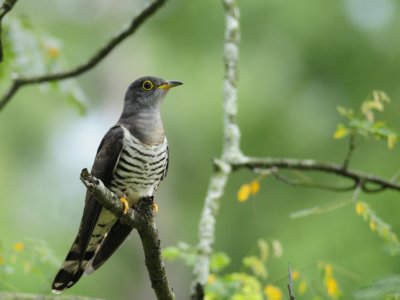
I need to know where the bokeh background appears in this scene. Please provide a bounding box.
[1,0,400,299]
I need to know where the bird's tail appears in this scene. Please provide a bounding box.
[52,237,102,294]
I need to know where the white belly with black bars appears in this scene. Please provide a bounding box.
[110,125,168,204]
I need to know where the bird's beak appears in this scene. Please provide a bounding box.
[158,80,183,90]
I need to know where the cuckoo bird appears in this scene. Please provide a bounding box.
[52,76,182,293]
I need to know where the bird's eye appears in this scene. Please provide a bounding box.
[142,80,154,91]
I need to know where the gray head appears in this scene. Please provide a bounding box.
[120,76,183,118]
[118,76,182,144]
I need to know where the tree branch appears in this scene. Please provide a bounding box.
[80,169,175,300]
[0,0,167,111]
[0,0,18,63]
[191,160,231,299]
[234,157,400,192]
[191,0,240,298]
[136,217,176,300]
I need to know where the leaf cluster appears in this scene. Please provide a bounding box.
[1,16,87,114]
[334,91,398,149]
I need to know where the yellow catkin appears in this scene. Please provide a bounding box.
[237,184,251,202]
[14,242,24,252]
[292,270,300,281]
[264,284,283,300]
[298,280,308,295]
[333,126,347,139]
[325,277,339,297]
[355,201,364,215]
[250,180,260,196]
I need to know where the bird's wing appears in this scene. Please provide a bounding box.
[161,145,169,180]
[87,220,134,272]
[52,125,124,292]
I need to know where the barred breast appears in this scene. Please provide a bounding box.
[109,125,168,206]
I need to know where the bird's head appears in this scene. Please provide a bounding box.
[123,76,183,111]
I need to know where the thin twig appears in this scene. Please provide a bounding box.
[287,264,295,300]
[271,171,356,192]
[390,169,400,183]
[0,0,18,63]
[0,0,166,110]
[352,181,363,203]
[235,157,400,192]
[342,133,356,170]
[80,169,175,300]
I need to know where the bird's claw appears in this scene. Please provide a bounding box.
[151,203,159,216]
[119,197,129,215]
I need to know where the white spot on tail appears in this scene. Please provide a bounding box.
[52,288,63,295]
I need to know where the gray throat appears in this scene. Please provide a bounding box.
[118,109,165,145]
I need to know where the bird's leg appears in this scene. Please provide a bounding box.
[119,193,129,215]
[137,196,157,217]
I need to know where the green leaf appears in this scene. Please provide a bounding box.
[162,246,180,261]
[257,239,269,262]
[161,242,197,267]
[243,256,267,279]
[206,273,263,300]
[333,124,349,139]
[210,252,230,273]
[337,106,354,119]
[271,239,283,258]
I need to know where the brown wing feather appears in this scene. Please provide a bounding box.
[52,125,124,292]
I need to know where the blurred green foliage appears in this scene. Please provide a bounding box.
[0,238,59,291]
[0,0,400,299]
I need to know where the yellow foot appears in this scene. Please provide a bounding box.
[151,203,159,215]
[120,197,129,215]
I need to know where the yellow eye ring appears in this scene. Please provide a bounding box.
[142,80,154,91]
